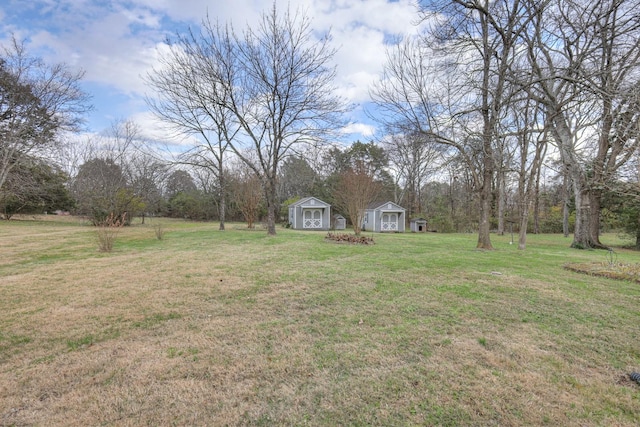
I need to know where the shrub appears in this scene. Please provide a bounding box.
[96,212,126,252]
[153,223,165,240]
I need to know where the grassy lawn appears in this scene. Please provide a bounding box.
[1,216,639,426]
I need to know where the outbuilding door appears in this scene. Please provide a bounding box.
[303,209,322,228]
[381,213,398,231]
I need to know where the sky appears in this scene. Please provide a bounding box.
[0,0,423,146]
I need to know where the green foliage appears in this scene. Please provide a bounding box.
[535,205,574,234]
[167,192,199,219]
[280,196,300,224]
[279,156,317,200]
[86,189,144,226]
[601,180,640,247]
[72,158,125,224]
[0,155,75,219]
[428,214,455,233]
[166,191,217,220]
[165,170,197,199]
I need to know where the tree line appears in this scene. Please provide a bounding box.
[371,0,640,249]
[1,1,639,250]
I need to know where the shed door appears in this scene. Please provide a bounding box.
[381,213,398,231]
[304,209,322,228]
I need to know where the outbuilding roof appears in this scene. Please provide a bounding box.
[366,201,405,211]
[289,196,330,208]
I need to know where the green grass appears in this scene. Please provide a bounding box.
[1,217,639,425]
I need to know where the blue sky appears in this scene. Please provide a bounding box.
[1,0,421,145]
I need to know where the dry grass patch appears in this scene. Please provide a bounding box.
[565,261,640,283]
[1,219,640,425]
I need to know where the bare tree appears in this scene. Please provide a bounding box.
[372,0,530,249]
[70,120,166,225]
[508,95,548,249]
[522,0,640,248]
[127,150,167,223]
[334,162,382,236]
[384,133,442,218]
[0,36,90,196]
[146,30,237,231]
[147,3,345,235]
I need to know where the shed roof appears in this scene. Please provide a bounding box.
[366,201,405,211]
[289,196,330,208]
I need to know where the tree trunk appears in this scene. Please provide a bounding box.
[532,163,541,234]
[477,163,493,249]
[218,170,226,231]
[497,168,505,236]
[218,195,226,231]
[636,216,640,250]
[264,179,277,236]
[353,220,361,236]
[549,107,595,249]
[266,202,276,235]
[518,201,529,250]
[571,184,592,249]
[588,190,607,248]
[562,171,570,238]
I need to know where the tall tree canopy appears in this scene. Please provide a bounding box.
[0,37,90,198]
[373,0,640,249]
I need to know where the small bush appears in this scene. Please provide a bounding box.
[154,223,165,240]
[97,212,126,252]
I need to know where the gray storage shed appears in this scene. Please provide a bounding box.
[362,201,406,233]
[288,197,331,230]
[333,214,346,230]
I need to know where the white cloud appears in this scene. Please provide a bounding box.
[1,0,421,141]
[341,122,376,138]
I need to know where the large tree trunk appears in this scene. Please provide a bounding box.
[477,163,493,249]
[218,194,226,231]
[264,179,277,236]
[571,184,592,249]
[266,203,276,235]
[588,190,607,248]
[518,201,530,250]
[476,7,495,251]
[550,108,596,249]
